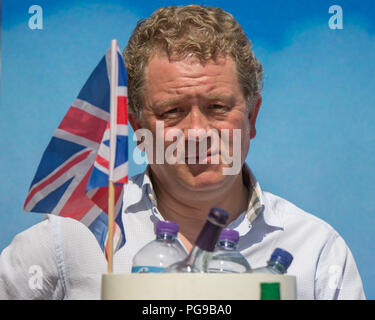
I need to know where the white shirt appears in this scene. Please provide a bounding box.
[0,166,366,300]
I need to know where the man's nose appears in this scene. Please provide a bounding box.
[183,106,210,134]
[182,106,213,157]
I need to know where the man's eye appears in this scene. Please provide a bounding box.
[209,104,229,112]
[212,104,224,109]
[160,107,183,118]
[165,108,179,114]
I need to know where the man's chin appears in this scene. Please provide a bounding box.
[186,163,215,177]
[178,164,232,191]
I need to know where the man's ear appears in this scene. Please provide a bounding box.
[128,113,142,132]
[249,95,262,140]
[128,113,144,148]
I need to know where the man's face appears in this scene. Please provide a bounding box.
[129,53,260,193]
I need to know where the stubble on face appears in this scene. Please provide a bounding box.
[137,53,251,196]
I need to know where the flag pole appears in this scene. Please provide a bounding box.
[107,181,115,273]
[107,39,118,274]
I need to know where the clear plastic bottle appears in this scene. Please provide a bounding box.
[252,248,293,274]
[131,221,187,273]
[163,207,229,273]
[207,228,252,273]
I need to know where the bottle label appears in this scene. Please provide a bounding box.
[131,266,165,273]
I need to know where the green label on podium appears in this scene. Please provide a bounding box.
[260,282,281,300]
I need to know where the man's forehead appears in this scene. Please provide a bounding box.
[146,51,234,71]
[139,53,244,115]
[145,54,237,87]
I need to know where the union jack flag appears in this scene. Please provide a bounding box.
[24,41,128,257]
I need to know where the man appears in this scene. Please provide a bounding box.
[0,5,365,299]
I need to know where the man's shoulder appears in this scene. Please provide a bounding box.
[262,191,338,237]
[43,214,105,246]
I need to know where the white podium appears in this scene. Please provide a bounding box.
[101,273,296,300]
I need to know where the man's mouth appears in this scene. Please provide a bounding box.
[184,150,220,164]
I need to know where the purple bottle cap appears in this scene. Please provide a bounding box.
[156,221,179,236]
[208,207,229,227]
[219,228,239,243]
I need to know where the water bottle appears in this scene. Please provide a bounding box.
[163,207,229,273]
[207,228,252,273]
[131,221,187,273]
[252,248,293,274]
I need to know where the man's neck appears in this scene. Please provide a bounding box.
[150,169,250,252]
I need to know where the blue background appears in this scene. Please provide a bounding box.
[1,0,374,299]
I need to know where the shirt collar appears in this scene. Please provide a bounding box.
[242,164,264,224]
[138,164,283,233]
[227,164,283,236]
[142,166,157,205]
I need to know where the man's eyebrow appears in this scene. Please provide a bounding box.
[153,97,185,110]
[153,94,235,110]
[206,93,235,104]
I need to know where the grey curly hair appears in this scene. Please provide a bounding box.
[123,4,263,117]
